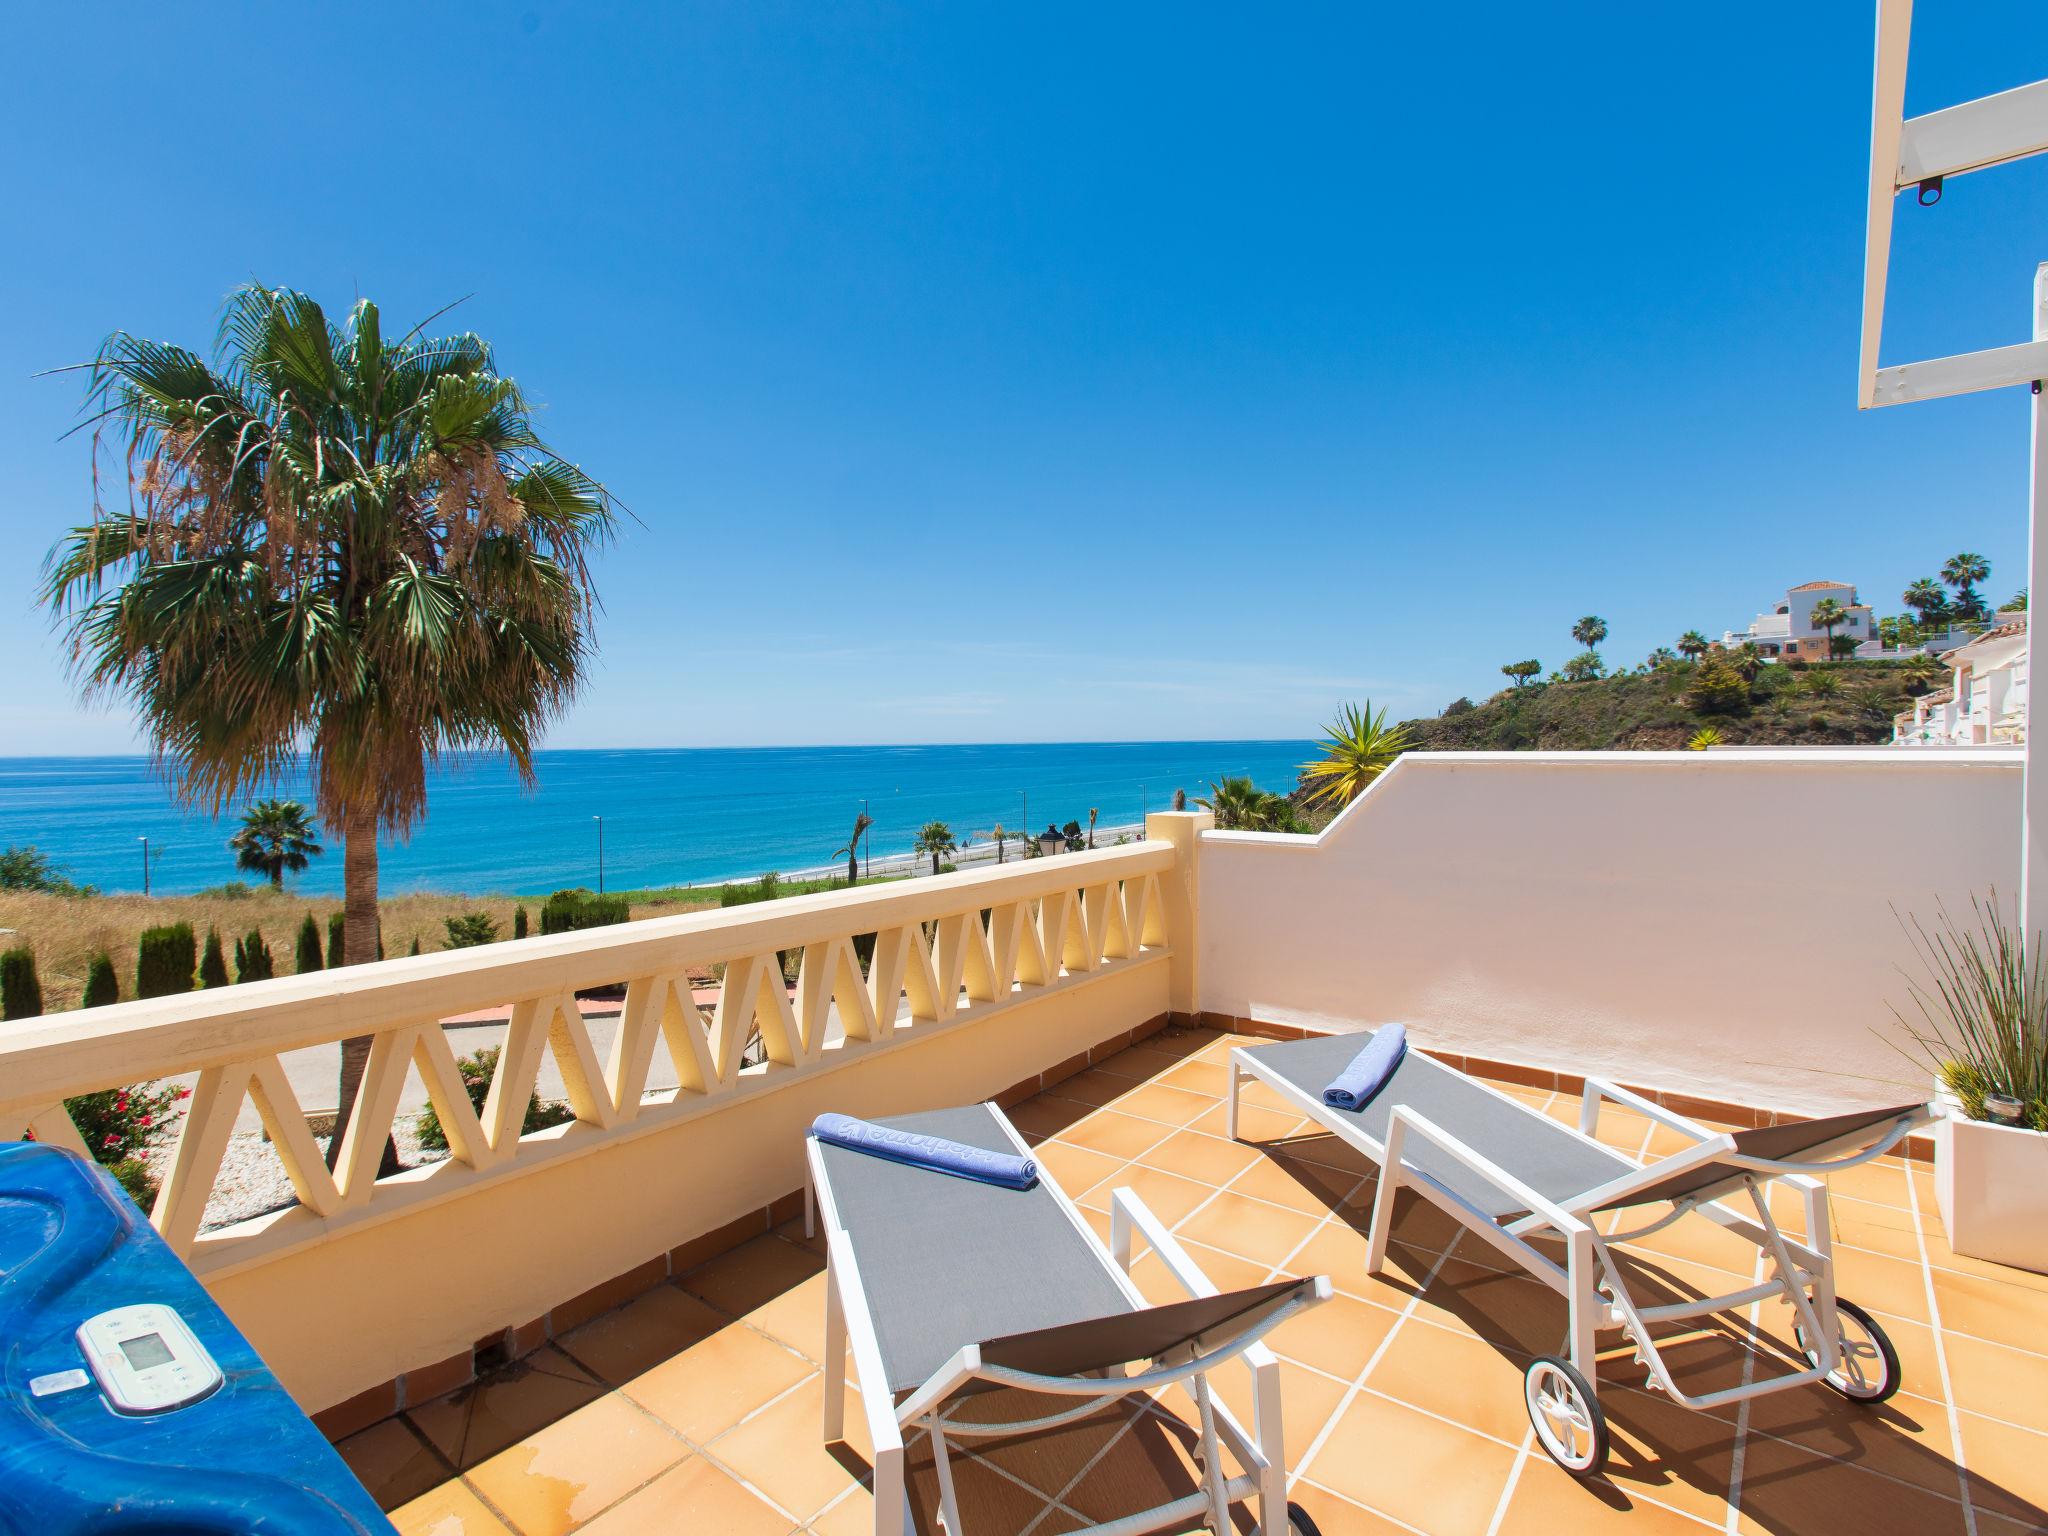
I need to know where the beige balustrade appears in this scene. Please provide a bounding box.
[0,842,1176,1276]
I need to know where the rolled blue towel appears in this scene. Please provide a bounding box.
[1323,1024,1407,1111]
[809,1112,1038,1190]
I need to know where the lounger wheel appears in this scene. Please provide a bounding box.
[1796,1298,1902,1404]
[1285,1503,1323,1535]
[1524,1356,1609,1476]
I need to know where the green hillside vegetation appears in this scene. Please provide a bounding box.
[1399,656,1939,753]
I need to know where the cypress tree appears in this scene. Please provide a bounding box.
[82,951,119,1007]
[237,928,273,982]
[295,912,323,974]
[407,936,421,957]
[326,912,345,968]
[135,924,196,999]
[513,904,529,940]
[199,927,230,988]
[1,948,43,1020]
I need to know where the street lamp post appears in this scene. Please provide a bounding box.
[138,835,150,897]
[594,815,605,895]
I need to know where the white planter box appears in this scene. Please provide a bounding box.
[1933,1102,2048,1274]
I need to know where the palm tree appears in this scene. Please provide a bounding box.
[831,811,873,887]
[1677,630,1709,661]
[1196,776,1295,832]
[42,285,616,1168]
[1086,807,1099,850]
[1809,597,1847,658]
[1942,552,1990,603]
[1571,615,1608,650]
[914,821,958,876]
[1299,701,1409,811]
[1646,646,1679,668]
[985,824,1009,864]
[1903,577,1950,632]
[228,798,322,888]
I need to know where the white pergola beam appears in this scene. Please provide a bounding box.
[1871,337,2048,407]
[1898,79,2048,184]
[1859,0,1914,410]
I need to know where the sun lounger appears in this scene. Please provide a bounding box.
[1228,1029,1932,1477]
[806,1102,1331,1534]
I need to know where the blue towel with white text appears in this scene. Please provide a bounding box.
[1323,1024,1407,1111]
[810,1112,1039,1189]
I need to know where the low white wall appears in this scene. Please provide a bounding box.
[1197,750,2021,1116]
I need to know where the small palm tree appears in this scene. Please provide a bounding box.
[1646,646,1679,667]
[1086,807,1098,850]
[1196,776,1295,832]
[1810,597,1847,658]
[1571,615,1608,650]
[228,798,322,888]
[1904,578,1949,631]
[1678,630,1709,661]
[914,820,957,876]
[986,824,1009,864]
[831,811,874,887]
[1687,726,1724,751]
[42,285,616,1166]
[1942,551,1990,596]
[1298,701,1409,810]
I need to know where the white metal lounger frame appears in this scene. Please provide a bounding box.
[805,1107,1331,1536]
[1229,1049,1930,1421]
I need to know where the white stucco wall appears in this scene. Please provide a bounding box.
[1196,749,2021,1116]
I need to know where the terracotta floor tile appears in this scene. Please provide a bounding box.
[1829,1246,1933,1325]
[1622,1214,1770,1280]
[337,1416,453,1510]
[1107,1080,1216,1127]
[622,1322,815,1443]
[1174,1189,1322,1266]
[1075,1162,1216,1226]
[773,1215,825,1253]
[408,1348,607,1471]
[1226,1152,1366,1217]
[742,1268,838,1365]
[1138,1127,1264,1188]
[805,1486,875,1536]
[1056,1107,1174,1161]
[1158,1357,1351,1469]
[1301,1389,1520,1536]
[1282,1486,1418,1535]
[1006,1095,1094,1143]
[1157,1057,1231,1097]
[574,1455,793,1535]
[1923,1234,2048,1294]
[1954,1410,2048,1524]
[391,1480,518,1536]
[1127,1239,1272,1305]
[555,1284,727,1386]
[1188,1100,1303,1145]
[1033,1138,1128,1198]
[1264,1128,1377,1179]
[1495,1456,1724,1535]
[1043,1068,1134,1108]
[1928,1262,2048,1352]
[680,1233,824,1319]
[1733,1432,1972,1535]
[904,1444,1078,1534]
[1823,1157,1915,1211]
[709,1373,871,1521]
[1583,1385,1739,1528]
[466,1391,686,1536]
[1289,1223,1422,1311]
[1364,1315,1536,1443]
[1266,1289,1399,1376]
[1942,1331,2048,1432]
[1737,1391,1962,1503]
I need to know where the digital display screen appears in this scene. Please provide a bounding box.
[118,1333,175,1371]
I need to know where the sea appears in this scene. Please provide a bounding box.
[0,742,1315,898]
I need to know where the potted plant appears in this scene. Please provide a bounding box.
[1893,895,2048,1273]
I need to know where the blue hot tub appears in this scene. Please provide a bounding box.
[0,1140,396,1534]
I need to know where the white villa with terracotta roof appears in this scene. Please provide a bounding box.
[1894,611,2030,747]
[1720,579,1876,661]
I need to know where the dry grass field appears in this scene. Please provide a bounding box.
[0,885,726,1013]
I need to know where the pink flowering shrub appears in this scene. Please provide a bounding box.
[53,1082,187,1207]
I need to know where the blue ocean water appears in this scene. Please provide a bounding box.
[0,742,1314,897]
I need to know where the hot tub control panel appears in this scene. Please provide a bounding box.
[75,1304,223,1415]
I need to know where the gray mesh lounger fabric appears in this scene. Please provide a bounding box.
[1591,1102,1925,1212]
[816,1104,1135,1395]
[1243,1031,1634,1219]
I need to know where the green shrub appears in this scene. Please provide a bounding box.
[82,952,119,1007]
[295,912,323,974]
[199,928,230,988]
[719,873,783,909]
[540,887,631,934]
[414,1045,573,1151]
[443,912,500,948]
[408,936,421,957]
[193,881,258,900]
[234,929,274,983]
[135,924,196,999]
[64,1081,186,1208]
[326,912,345,968]
[513,904,530,940]
[1684,659,1751,716]
[2,948,44,1020]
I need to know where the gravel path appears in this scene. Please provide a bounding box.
[196,1120,451,1233]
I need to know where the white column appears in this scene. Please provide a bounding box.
[2022,263,2048,942]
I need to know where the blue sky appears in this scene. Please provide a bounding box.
[3,3,2045,753]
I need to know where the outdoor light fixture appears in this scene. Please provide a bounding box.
[1984,1093,2027,1126]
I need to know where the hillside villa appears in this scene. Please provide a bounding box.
[1894,613,2030,747]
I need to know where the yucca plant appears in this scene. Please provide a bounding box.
[1298,702,1409,810]
[1686,726,1723,751]
[1891,895,2048,1130]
